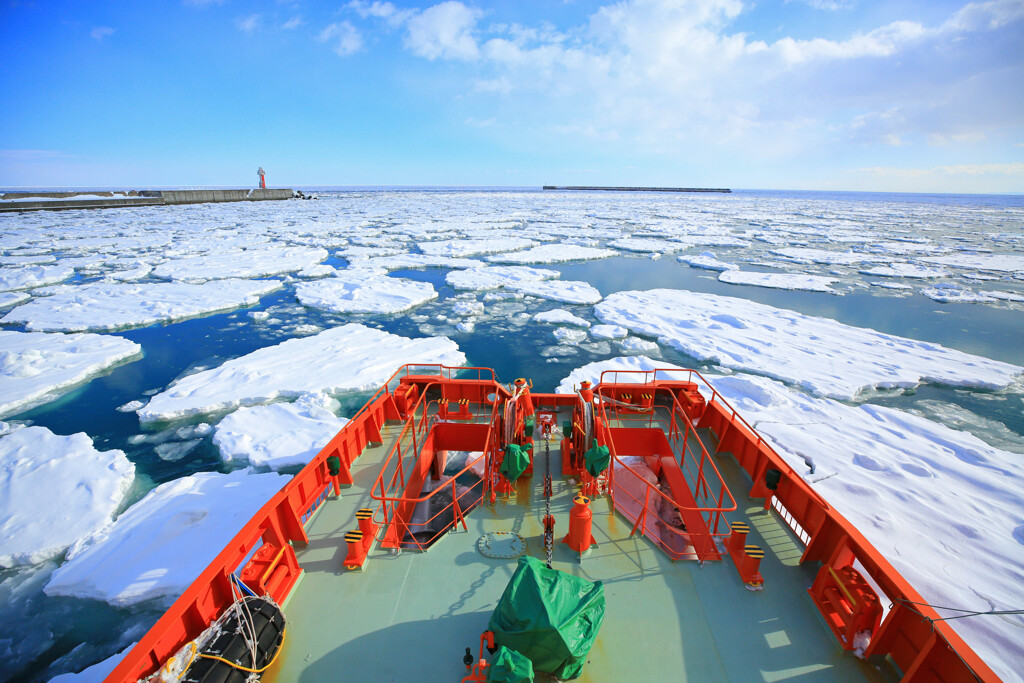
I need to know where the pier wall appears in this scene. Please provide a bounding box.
[0,189,295,213]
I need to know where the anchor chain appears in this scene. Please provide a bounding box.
[543,434,554,569]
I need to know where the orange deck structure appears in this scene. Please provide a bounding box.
[107,365,1000,683]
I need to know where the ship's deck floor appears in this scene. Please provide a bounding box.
[265,416,895,683]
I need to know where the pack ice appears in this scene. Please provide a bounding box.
[1,279,282,332]
[138,323,465,422]
[595,290,1023,399]
[0,330,141,419]
[0,427,134,568]
[44,470,288,607]
[214,393,350,470]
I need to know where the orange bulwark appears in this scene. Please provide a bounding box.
[105,364,1001,683]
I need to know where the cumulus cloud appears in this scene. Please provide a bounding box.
[320,21,363,56]
[404,1,482,60]
[372,0,1022,160]
[236,14,261,34]
[282,16,304,30]
[90,26,115,41]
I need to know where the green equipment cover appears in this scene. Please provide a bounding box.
[486,646,534,683]
[500,444,530,482]
[523,415,536,438]
[487,556,606,680]
[584,444,610,478]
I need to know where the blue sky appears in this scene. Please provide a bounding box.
[1,0,1021,192]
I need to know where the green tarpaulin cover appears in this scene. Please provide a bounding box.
[500,444,530,482]
[487,556,606,680]
[486,646,534,683]
[584,444,610,478]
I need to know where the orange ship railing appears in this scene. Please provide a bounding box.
[596,380,737,562]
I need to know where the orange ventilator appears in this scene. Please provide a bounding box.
[562,494,595,558]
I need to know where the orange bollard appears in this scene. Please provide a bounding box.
[355,508,378,545]
[739,545,765,587]
[562,494,595,559]
[343,530,366,570]
[728,522,750,556]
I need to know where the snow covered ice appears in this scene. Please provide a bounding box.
[717,269,840,293]
[485,244,618,264]
[138,323,465,422]
[295,271,437,314]
[595,290,1023,399]
[0,330,141,418]
[151,245,327,282]
[1,279,282,332]
[44,470,288,606]
[0,426,134,568]
[214,393,350,470]
[446,265,559,291]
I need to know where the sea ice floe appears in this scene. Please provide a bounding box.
[1,279,282,332]
[679,251,738,271]
[590,324,628,340]
[594,290,1023,399]
[152,246,327,282]
[354,253,485,271]
[533,309,591,327]
[0,330,142,419]
[451,299,485,317]
[446,265,559,291]
[295,273,437,314]
[718,269,840,293]
[553,327,588,343]
[771,247,878,266]
[0,427,134,568]
[609,238,686,254]
[44,470,288,607]
[138,323,465,422]
[859,263,949,278]
[708,373,1024,676]
[418,237,537,257]
[485,244,617,264]
[920,284,997,303]
[921,253,1024,274]
[510,279,602,304]
[0,291,30,309]
[214,393,349,470]
[0,264,75,293]
[617,337,660,354]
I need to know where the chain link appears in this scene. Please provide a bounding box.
[544,434,554,569]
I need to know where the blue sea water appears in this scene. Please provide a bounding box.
[1,188,1023,681]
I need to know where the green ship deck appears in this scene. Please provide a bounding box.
[266,414,893,683]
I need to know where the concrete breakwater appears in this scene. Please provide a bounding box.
[543,185,731,193]
[0,188,295,212]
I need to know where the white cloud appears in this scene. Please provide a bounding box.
[785,0,854,9]
[90,26,115,41]
[404,1,482,60]
[348,0,415,26]
[319,21,363,56]
[282,16,304,30]
[236,14,261,34]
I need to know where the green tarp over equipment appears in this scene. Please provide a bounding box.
[500,444,530,482]
[584,444,610,478]
[487,646,534,683]
[487,556,606,680]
